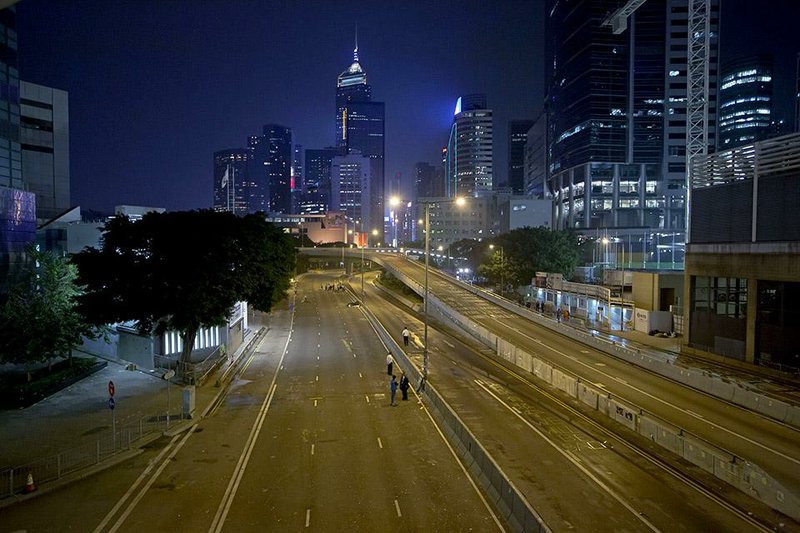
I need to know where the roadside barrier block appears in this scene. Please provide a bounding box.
[577,382,599,409]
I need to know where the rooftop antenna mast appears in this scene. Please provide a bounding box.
[354,24,359,62]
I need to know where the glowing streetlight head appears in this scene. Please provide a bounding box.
[454,196,466,207]
[372,229,379,236]
[437,245,443,251]
[601,237,610,244]
[417,219,423,225]
[489,244,495,250]
[389,196,401,207]
[348,229,353,234]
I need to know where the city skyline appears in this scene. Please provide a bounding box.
[16,0,545,212]
[13,0,800,215]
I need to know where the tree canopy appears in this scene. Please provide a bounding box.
[480,227,584,287]
[74,210,296,363]
[0,246,95,365]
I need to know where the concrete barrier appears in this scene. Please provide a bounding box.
[638,415,684,456]
[552,369,577,397]
[577,382,599,410]
[608,399,638,431]
[532,358,553,383]
[682,434,718,475]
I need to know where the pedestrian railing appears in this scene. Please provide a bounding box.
[0,413,170,500]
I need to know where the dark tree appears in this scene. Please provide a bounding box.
[74,210,296,365]
[479,227,584,287]
[0,246,95,366]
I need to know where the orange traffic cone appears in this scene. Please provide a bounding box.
[25,472,36,493]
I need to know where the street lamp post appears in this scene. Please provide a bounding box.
[392,195,465,387]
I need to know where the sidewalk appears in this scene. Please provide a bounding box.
[0,308,284,496]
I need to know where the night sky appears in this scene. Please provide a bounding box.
[17,0,544,212]
[14,1,800,213]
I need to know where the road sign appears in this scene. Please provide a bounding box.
[108,397,115,410]
[108,380,115,397]
[163,369,175,380]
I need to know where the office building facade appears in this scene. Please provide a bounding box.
[331,152,369,230]
[213,149,251,215]
[414,162,444,199]
[249,124,293,214]
[718,55,774,149]
[508,119,534,194]
[0,6,34,291]
[445,94,493,198]
[302,147,340,214]
[524,112,547,198]
[545,0,719,249]
[336,42,385,240]
[20,81,69,223]
[292,144,303,212]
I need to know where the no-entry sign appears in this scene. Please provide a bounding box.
[108,380,115,397]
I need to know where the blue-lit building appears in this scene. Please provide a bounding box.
[718,55,774,149]
[0,6,32,291]
[445,94,494,197]
[335,40,385,242]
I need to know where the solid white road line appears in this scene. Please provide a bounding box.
[208,305,295,533]
[92,434,182,533]
[474,379,660,532]
[106,425,199,533]
[412,383,506,532]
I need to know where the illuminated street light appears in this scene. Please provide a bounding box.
[417,196,466,388]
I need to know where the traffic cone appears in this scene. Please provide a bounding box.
[25,472,36,493]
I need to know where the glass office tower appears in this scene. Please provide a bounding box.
[545,0,719,255]
[335,42,385,241]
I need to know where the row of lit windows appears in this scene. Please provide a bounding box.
[720,75,772,91]
[163,327,221,356]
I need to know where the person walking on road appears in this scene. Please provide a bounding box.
[390,375,398,406]
[386,353,393,375]
[399,372,410,401]
[402,327,410,347]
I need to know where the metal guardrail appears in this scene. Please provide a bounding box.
[0,414,170,500]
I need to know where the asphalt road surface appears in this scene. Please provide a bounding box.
[1,272,500,532]
[378,254,800,501]
[357,269,789,531]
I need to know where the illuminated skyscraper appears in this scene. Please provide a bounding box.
[249,124,293,214]
[718,55,774,149]
[445,94,493,197]
[0,6,35,291]
[545,0,719,244]
[302,147,340,214]
[213,149,250,215]
[335,35,385,241]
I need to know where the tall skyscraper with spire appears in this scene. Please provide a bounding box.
[335,31,385,243]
